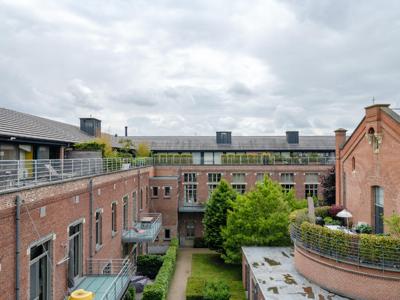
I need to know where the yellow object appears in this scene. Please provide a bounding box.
[69,289,94,300]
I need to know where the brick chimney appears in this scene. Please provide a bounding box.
[334,128,347,206]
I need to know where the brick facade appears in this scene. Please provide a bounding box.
[336,104,400,230]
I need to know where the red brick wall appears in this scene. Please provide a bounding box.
[336,105,400,228]
[0,167,152,300]
[294,246,400,300]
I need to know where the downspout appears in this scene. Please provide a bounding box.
[15,195,21,300]
[89,179,94,258]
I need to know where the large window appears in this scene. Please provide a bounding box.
[123,196,128,230]
[0,143,17,160]
[373,186,384,234]
[280,173,294,192]
[232,173,245,183]
[184,184,197,203]
[68,222,83,283]
[96,210,103,248]
[232,184,246,194]
[184,173,197,203]
[132,191,137,223]
[305,173,319,198]
[256,173,267,182]
[30,238,51,300]
[111,202,117,234]
[207,173,221,199]
[208,184,218,199]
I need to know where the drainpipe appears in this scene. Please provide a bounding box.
[15,195,21,300]
[89,179,94,258]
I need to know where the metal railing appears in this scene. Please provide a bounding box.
[290,224,400,272]
[153,156,335,166]
[0,157,152,192]
[122,212,162,242]
[86,258,136,300]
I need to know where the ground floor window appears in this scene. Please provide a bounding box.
[305,184,318,198]
[232,184,246,194]
[30,238,52,300]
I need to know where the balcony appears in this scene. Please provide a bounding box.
[122,213,162,243]
[179,202,206,213]
[0,158,152,193]
[72,258,135,300]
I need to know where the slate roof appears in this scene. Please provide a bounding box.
[113,135,335,151]
[0,107,93,144]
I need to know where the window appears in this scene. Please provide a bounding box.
[280,173,294,192]
[305,173,319,183]
[352,157,356,171]
[96,210,103,248]
[208,184,218,199]
[373,186,384,234]
[232,173,245,183]
[232,184,246,194]
[69,222,83,280]
[305,184,318,198]
[256,173,266,182]
[140,189,143,210]
[164,186,171,197]
[184,184,197,203]
[186,222,195,238]
[30,239,51,300]
[123,196,128,230]
[164,228,171,240]
[111,202,117,234]
[208,173,221,183]
[132,191,137,222]
[184,173,197,182]
[152,186,159,197]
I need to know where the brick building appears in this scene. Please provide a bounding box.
[0,108,336,299]
[335,104,400,233]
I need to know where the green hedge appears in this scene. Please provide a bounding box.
[137,255,164,279]
[153,153,193,165]
[359,234,400,264]
[186,278,231,300]
[142,238,179,300]
[289,206,330,225]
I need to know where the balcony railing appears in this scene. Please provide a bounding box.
[122,213,162,242]
[290,224,400,272]
[0,158,152,193]
[179,202,206,213]
[73,258,136,300]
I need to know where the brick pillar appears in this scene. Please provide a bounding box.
[335,129,347,206]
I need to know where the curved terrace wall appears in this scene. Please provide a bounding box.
[294,246,400,300]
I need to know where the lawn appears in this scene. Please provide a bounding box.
[189,253,246,300]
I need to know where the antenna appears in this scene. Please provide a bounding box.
[372,97,375,104]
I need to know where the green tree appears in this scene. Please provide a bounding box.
[136,142,151,157]
[203,180,237,253]
[221,177,295,264]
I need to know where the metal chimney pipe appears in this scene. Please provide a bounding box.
[125,126,128,137]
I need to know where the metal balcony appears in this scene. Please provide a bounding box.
[72,258,135,300]
[178,202,206,213]
[122,213,162,243]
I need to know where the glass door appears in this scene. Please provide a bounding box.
[373,186,384,234]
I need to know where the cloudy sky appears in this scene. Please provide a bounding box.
[1,0,400,136]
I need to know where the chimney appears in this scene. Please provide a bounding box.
[125,126,128,137]
[80,117,102,137]
[216,131,232,144]
[286,131,299,144]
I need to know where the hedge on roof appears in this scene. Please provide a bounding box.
[142,238,179,300]
[153,153,193,165]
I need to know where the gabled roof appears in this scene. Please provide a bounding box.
[113,135,335,151]
[0,107,93,144]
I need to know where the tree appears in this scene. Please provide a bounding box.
[203,180,237,253]
[221,177,295,264]
[136,142,151,157]
[321,166,335,205]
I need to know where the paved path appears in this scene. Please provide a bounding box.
[167,248,214,300]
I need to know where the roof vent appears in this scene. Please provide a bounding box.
[286,131,299,144]
[216,131,232,144]
[80,117,101,137]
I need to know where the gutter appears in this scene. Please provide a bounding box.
[89,179,94,258]
[15,195,21,300]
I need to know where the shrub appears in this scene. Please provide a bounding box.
[137,254,164,279]
[359,234,400,264]
[355,223,373,234]
[193,237,206,248]
[328,205,344,218]
[123,286,136,300]
[142,238,178,300]
[384,213,400,238]
[186,277,205,300]
[289,206,330,225]
[203,280,230,300]
[323,216,342,226]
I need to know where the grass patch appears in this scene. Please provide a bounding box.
[189,254,246,300]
